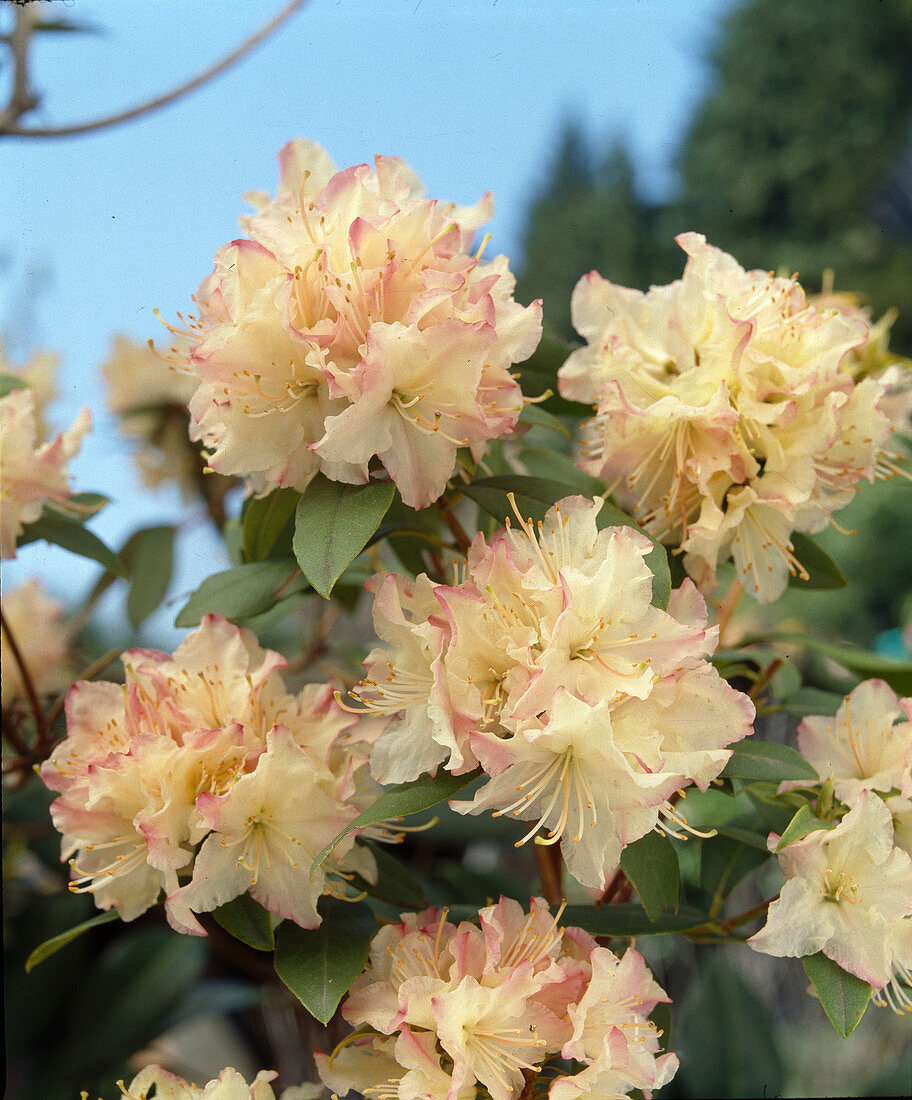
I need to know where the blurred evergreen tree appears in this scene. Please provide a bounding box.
[515,124,671,340]
[515,0,912,646]
[673,0,912,345]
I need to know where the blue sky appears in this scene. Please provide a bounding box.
[2,0,734,642]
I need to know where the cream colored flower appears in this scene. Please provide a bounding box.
[355,496,753,890]
[0,386,90,559]
[560,234,902,603]
[0,338,58,436]
[169,140,540,508]
[796,679,912,805]
[320,898,678,1100]
[40,615,380,933]
[113,1064,320,1100]
[0,578,72,705]
[748,792,912,987]
[101,334,200,494]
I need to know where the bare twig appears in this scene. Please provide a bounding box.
[1,0,309,138]
[533,842,563,906]
[0,605,48,741]
[434,496,473,555]
[0,2,40,132]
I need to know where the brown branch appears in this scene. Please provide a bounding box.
[0,605,48,740]
[435,497,473,555]
[2,0,309,138]
[0,3,40,132]
[533,842,563,906]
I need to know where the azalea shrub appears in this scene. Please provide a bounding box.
[3,139,912,1099]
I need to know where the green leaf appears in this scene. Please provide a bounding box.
[33,16,103,34]
[516,404,572,438]
[274,899,375,1024]
[518,445,607,496]
[353,844,428,910]
[293,475,395,599]
[720,739,819,782]
[174,559,307,627]
[760,633,912,696]
[237,590,310,634]
[121,525,175,628]
[700,834,769,900]
[779,686,845,718]
[677,951,785,1097]
[242,488,300,562]
[311,769,481,876]
[619,832,680,920]
[462,474,584,526]
[0,373,29,398]
[559,903,709,937]
[461,475,670,609]
[802,952,872,1036]
[776,804,838,851]
[63,928,207,1063]
[787,532,848,589]
[715,824,771,851]
[25,910,119,972]
[17,508,126,576]
[211,895,275,951]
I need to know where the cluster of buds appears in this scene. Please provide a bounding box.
[164,140,541,509]
[317,896,678,1100]
[559,234,907,602]
[353,495,754,890]
[40,615,386,935]
[750,680,912,1010]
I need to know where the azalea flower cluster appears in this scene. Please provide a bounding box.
[40,614,385,936]
[353,495,754,890]
[166,139,541,509]
[317,896,679,1100]
[558,233,907,602]
[101,334,201,496]
[750,680,912,1012]
[101,1064,320,1100]
[809,283,912,435]
[0,372,90,560]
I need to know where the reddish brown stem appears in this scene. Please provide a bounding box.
[435,498,473,555]
[718,893,778,934]
[534,842,563,906]
[0,606,48,740]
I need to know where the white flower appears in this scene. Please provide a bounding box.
[749,792,912,987]
[170,140,541,508]
[113,1064,320,1100]
[559,233,901,602]
[101,334,201,494]
[0,386,90,559]
[41,615,378,933]
[355,496,754,890]
[0,579,72,705]
[797,679,912,804]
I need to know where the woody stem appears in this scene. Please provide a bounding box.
[534,842,563,906]
[0,606,48,740]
